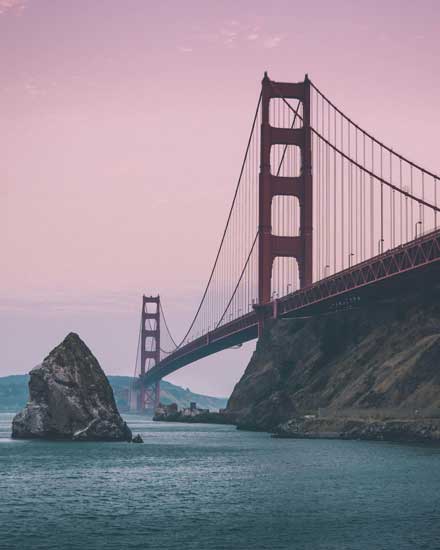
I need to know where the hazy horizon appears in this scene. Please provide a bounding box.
[2,0,440,397]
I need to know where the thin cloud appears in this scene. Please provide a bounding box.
[186,19,282,51]
[220,29,237,38]
[264,35,284,49]
[24,80,44,96]
[178,46,193,53]
[0,0,26,15]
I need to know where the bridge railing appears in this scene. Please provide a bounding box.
[155,226,440,374]
[144,75,440,383]
[276,227,440,318]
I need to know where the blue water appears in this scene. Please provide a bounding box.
[1,413,440,549]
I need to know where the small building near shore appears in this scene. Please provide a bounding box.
[182,402,210,417]
[155,402,178,417]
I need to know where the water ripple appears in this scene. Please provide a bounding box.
[0,414,439,549]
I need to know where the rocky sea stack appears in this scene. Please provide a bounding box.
[12,333,132,441]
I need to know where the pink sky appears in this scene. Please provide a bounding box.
[2,0,440,396]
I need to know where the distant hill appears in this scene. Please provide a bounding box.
[0,374,227,413]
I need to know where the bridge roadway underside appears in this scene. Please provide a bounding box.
[144,242,440,386]
[283,257,440,319]
[145,323,259,384]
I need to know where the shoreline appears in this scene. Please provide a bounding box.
[272,416,440,444]
[155,412,440,444]
[153,411,233,425]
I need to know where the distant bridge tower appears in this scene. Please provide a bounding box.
[258,73,313,309]
[139,295,161,412]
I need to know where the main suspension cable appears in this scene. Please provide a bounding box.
[270,81,440,212]
[159,300,178,348]
[309,80,440,181]
[128,314,142,405]
[158,92,263,350]
[215,231,259,329]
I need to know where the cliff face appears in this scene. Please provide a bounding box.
[226,286,440,437]
[12,333,132,441]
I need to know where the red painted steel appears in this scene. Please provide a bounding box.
[140,75,440,388]
[144,228,440,385]
[258,73,313,315]
[140,295,161,412]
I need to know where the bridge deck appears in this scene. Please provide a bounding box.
[143,228,440,385]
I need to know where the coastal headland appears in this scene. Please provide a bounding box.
[156,284,440,444]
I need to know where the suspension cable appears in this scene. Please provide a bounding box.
[153,78,440,366]
[269,82,440,212]
[215,231,259,329]
[313,131,440,212]
[128,314,142,406]
[159,300,178,348]
[309,80,440,181]
[157,92,263,350]
[276,101,301,175]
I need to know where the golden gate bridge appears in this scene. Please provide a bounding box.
[130,73,440,412]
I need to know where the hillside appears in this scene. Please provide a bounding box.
[226,284,440,441]
[0,375,227,413]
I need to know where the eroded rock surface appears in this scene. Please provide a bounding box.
[226,285,440,442]
[274,417,440,442]
[12,333,132,441]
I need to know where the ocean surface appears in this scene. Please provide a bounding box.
[1,413,440,550]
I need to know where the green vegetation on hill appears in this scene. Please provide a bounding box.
[0,374,227,413]
[0,376,29,413]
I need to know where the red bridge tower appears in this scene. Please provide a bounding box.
[139,295,161,412]
[257,73,313,328]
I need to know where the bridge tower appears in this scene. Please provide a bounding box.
[139,295,161,412]
[258,73,313,311]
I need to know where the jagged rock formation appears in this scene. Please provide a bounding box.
[226,285,440,441]
[12,333,132,441]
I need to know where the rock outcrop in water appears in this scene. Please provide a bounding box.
[12,333,132,441]
[226,285,440,442]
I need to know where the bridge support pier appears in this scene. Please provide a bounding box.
[139,295,161,413]
[257,72,313,331]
